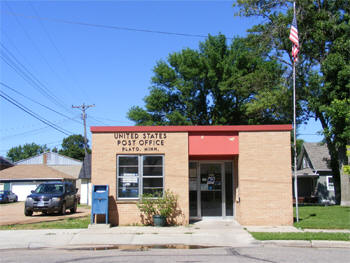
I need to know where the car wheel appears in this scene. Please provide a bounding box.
[60,202,66,215]
[70,201,77,213]
[25,209,33,216]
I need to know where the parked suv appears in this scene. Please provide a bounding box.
[24,182,78,216]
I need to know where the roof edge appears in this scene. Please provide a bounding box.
[91,124,292,133]
[15,151,82,165]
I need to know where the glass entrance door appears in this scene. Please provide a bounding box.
[200,163,223,217]
[189,161,234,219]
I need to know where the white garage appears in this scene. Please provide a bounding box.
[0,164,76,201]
[11,182,38,201]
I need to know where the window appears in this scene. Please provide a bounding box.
[117,155,164,199]
[303,158,309,168]
[326,176,334,191]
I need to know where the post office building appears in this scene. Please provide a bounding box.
[91,125,293,226]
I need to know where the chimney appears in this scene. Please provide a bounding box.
[43,153,47,165]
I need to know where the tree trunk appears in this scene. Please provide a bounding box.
[339,145,350,206]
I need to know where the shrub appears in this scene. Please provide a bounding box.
[137,190,179,225]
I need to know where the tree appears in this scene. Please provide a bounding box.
[128,35,293,126]
[6,143,49,162]
[234,0,350,204]
[51,147,58,153]
[58,134,89,161]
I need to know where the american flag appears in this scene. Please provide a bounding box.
[289,13,299,61]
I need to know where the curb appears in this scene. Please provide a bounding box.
[261,240,350,249]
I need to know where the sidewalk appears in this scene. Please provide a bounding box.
[0,221,348,250]
[0,220,258,250]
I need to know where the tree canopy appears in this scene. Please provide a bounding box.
[234,0,350,203]
[58,134,89,161]
[128,35,293,126]
[6,143,49,162]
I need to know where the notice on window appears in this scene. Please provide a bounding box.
[123,173,138,177]
[201,184,208,190]
[207,176,215,185]
[122,177,138,183]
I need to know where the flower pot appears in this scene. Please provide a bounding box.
[153,215,166,227]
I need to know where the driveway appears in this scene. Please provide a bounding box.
[0,202,90,226]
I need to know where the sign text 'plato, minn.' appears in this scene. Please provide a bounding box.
[114,132,167,152]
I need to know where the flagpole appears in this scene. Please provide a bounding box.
[292,1,299,223]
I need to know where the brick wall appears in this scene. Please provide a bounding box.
[236,131,293,226]
[92,132,189,226]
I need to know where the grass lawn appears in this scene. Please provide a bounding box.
[293,205,350,229]
[250,232,350,241]
[0,216,90,230]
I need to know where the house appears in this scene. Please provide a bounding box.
[294,142,335,204]
[0,156,14,171]
[78,154,92,205]
[0,152,83,202]
[0,164,75,201]
[0,157,14,191]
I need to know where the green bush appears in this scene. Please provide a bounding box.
[137,190,179,225]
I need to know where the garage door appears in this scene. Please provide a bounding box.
[11,183,38,201]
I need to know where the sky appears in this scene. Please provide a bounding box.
[0,0,323,157]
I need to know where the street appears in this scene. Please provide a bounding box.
[0,246,349,263]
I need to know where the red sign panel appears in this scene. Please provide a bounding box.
[189,132,239,156]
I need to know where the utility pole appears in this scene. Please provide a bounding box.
[72,103,95,156]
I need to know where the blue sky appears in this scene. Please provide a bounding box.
[0,0,323,156]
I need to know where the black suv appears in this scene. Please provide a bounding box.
[25,182,78,216]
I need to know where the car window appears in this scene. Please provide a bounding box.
[57,185,64,193]
[65,184,74,193]
[35,184,64,193]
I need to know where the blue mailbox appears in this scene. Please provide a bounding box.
[91,185,109,224]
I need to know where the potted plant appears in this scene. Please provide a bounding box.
[137,190,178,226]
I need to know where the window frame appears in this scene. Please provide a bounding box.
[326,176,334,191]
[117,155,164,200]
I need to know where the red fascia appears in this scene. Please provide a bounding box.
[188,132,239,156]
[189,155,237,161]
[90,124,292,133]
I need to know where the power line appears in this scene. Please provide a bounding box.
[0,90,73,136]
[4,2,75,114]
[0,82,82,125]
[0,43,71,113]
[0,116,80,140]
[88,116,109,126]
[89,115,134,124]
[3,10,234,40]
[28,2,92,102]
